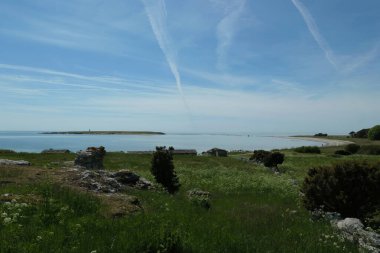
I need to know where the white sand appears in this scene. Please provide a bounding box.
[286,136,354,147]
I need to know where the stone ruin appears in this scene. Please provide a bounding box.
[74,146,106,170]
[70,146,153,193]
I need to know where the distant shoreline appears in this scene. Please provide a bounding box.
[285,136,354,147]
[41,131,165,135]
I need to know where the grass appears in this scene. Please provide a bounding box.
[1,141,379,252]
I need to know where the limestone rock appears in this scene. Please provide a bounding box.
[73,169,153,193]
[74,146,106,170]
[111,169,140,184]
[0,159,30,166]
[335,218,380,253]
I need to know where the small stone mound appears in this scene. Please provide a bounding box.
[0,159,30,166]
[71,169,153,193]
[74,146,106,170]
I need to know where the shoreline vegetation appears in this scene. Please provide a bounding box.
[41,131,165,135]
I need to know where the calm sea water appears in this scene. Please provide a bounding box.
[0,131,321,153]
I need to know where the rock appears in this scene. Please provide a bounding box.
[135,177,154,189]
[72,169,154,193]
[187,189,211,209]
[334,218,380,253]
[74,146,106,170]
[111,169,140,184]
[0,159,30,166]
[188,189,211,198]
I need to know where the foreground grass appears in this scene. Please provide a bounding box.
[1,148,377,252]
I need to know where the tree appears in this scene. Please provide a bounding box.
[368,125,380,140]
[151,146,180,194]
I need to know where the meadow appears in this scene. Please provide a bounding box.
[1,137,379,252]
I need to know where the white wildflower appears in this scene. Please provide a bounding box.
[3,217,12,224]
[1,212,7,218]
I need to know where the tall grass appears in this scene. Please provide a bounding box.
[0,152,367,252]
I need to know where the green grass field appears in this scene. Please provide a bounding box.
[1,139,379,252]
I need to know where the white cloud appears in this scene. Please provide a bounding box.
[214,0,246,70]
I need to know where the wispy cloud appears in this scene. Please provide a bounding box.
[141,0,185,99]
[291,0,337,67]
[291,0,379,73]
[0,63,175,95]
[214,0,246,70]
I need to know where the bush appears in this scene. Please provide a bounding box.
[249,150,270,163]
[250,150,284,168]
[294,146,321,154]
[368,125,380,140]
[301,161,380,219]
[345,144,360,154]
[263,152,285,168]
[314,133,328,137]
[358,145,380,155]
[355,128,369,138]
[151,146,180,194]
[334,150,351,156]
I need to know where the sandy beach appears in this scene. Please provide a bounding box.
[286,136,354,147]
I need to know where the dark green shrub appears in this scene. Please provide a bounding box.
[368,125,380,140]
[294,146,321,154]
[355,128,369,138]
[345,144,360,154]
[250,150,285,168]
[249,150,270,163]
[358,145,380,155]
[151,146,180,194]
[301,161,380,219]
[334,150,351,156]
[314,133,328,137]
[263,152,285,168]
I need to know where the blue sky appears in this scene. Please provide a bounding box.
[0,0,379,133]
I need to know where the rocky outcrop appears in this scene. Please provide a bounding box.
[0,159,30,166]
[74,146,106,170]
[69,169,153,193]
[333,218,380,253]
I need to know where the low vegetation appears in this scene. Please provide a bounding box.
[294,146,321,154]
[2,135,380,252]
[334,150,351,156]
[345,143,360,154]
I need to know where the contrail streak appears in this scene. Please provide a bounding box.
[291,0,337,67]
[142,0,185,99]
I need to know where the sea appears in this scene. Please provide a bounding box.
[0,131,322,153]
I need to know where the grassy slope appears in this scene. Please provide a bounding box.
[1,141,379,252]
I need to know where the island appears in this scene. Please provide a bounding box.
[41,131,165,135]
